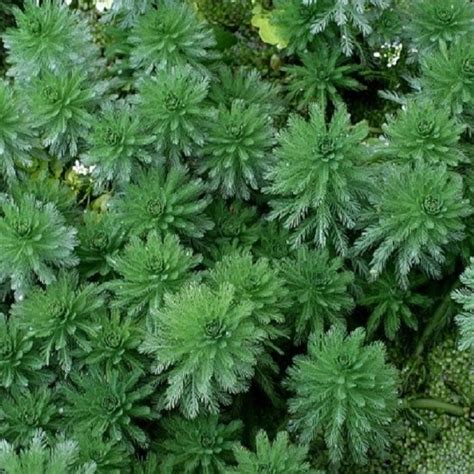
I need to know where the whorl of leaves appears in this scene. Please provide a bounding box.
[76,211,127,278]
[200,100,275,200]
[284,42,364,110]
[130,0,217,73]
[11,271,104,371]
[2,0,98,80]
[287,327,399,464]
[0,430,95,474]
[0,194,78,298]
[421,43,474,115]
[354,164,471,287]
[0,80,37,181]
[138,65,211,158]
[205,250,288,331]
[24,70,101,158]
[160,415,242,473]
[0,314,45,389]
[229,430,313,474]
[381,99,466,166]
[141,283,266,418]
[278,246,354,343]
[266,104,369,254]
[112,165,213,240]
[209,67,283,118]
[106,232,200,316]
[359,272,430,340]
[62,369,156,449]
[0,387,58,446]
[82,101,156,187]
[407,0,474,53]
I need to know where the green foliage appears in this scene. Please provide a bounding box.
[278,246,354,343]
[311,0,392,55]
[137,65,211,158]
[2,0,98,80]
[359,272,430,340]
[407,0,474,53]
[1,1,474,471]
[160,415,242,473]
[420,42,474,115]
[75,433,130,474]
[209,67,282,118]
[131,453,160,474]
[0,193,78,298]
[381,99,466,166]
[0,387,57,446]
[452,258,474,352]
[9,173,77,223]
[81,309,145,376]
[271,0,321,53]
[253,221,292,262]
[111,166,212,239]
[0,430,95,474]
[11,271,103,371]
[355,164,471,287]
[205,251,288,331]
[141,283,266,418]
[287,327,399,464]
[200,199,260,260]
[199,100,275,200]
[62,369,155,449]
[82,101,156,187]
[130,0,216,73]
[229,430,313,474]
[106,232,200,316]
[266,104,369,254]
[76,211,127,278]
[284,43,364,110]
[0,80,36,181]
[273,0,391,55]
[102,0,149,29]
[24,70,100,158]
[0,1,18,39]
[0,314,45,388]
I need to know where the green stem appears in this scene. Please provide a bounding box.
[415,280,461,357]
[405,398,466,417]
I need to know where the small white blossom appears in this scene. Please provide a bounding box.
[95,0,114,13]
[373,41,403,68]
[72,160,96,176]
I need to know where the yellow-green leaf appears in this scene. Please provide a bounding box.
[251,4,287,48]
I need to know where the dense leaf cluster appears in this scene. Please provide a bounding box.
[0,0,472,472]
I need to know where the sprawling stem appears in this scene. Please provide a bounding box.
[415,280,460,357]
[405,398,467,417]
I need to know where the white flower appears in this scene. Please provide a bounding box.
[374,41,403,68]
[72,160,95,176]
[95,0,114,13]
